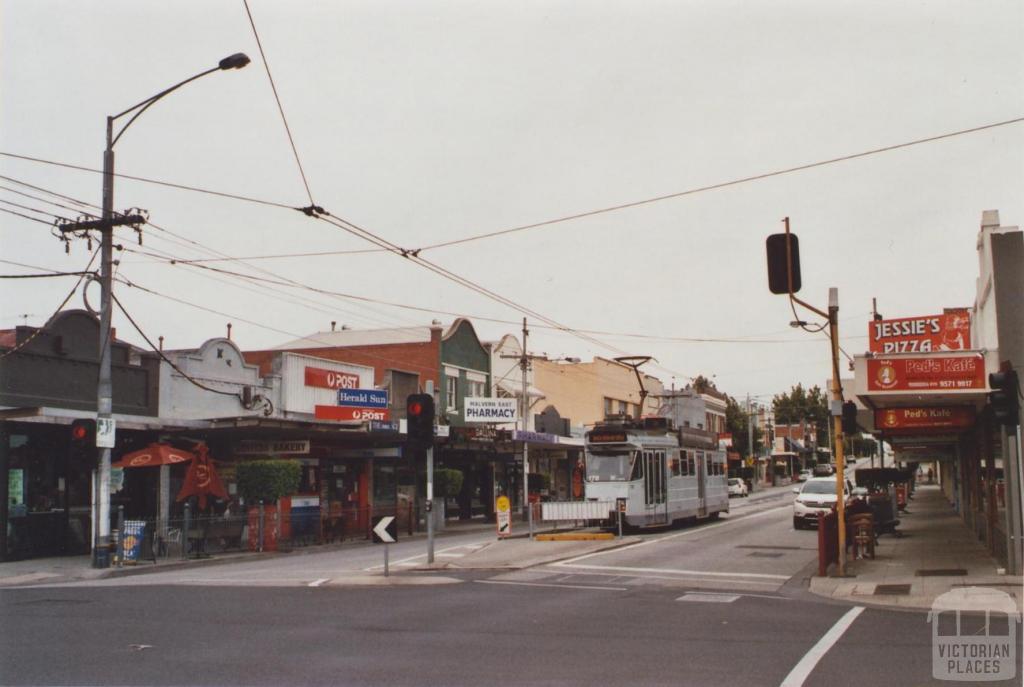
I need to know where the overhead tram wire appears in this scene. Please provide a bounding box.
[3,116,1018,259]
[242,0,315,206]
[0,248,99,359]
[1,179,869,349]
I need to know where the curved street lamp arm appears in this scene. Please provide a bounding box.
[110,66,221,148]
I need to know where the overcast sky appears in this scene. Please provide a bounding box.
[2,1,1021,405]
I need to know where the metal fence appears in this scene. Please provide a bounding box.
[108,501,418,565]
[540,500,615,522]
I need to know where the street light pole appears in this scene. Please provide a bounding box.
[72,53,250,568]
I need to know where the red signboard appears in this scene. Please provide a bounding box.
[305,366,361,390]
[874,406,975,432]
[867,355,985,392]
[314,405,391,422]
[868,309,971,354]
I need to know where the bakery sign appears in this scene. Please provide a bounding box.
[867,354,985,392]
[868,309,971,354]
[874,407,975,432]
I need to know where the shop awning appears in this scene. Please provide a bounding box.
[496,380,546,400]
[113,443,195,468]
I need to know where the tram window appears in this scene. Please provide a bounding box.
[670,455,681,477]
[630,451,644,480]
[586,452,635,482]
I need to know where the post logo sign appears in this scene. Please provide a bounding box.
[305,366,360,390]
[464,397,517,423]
[869,309,971,354]
[868,355,985,392]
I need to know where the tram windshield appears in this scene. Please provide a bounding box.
[586,450,640,482]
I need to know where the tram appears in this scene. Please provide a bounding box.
[584,416,729,527]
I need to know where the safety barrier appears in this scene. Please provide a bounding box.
[540,500,615,522]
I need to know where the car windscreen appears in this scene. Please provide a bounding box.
[802,481,839,495]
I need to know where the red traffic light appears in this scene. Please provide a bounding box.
[408,400,424,416]
[70,419,96,445]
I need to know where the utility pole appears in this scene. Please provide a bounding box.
[55,53,250,568]
[520,318,532,538]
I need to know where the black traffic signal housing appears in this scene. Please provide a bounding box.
[406,393,435,446]
[840,401,858,435]
[69,418,95,451]
[766,232,801,295]
[988,369,1020,427]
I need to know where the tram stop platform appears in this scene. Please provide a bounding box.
[808,484,1023,611]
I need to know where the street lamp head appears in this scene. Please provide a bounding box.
[219,53,251,70]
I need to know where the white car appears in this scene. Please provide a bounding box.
[798,469,813,482]
[727,478,749,497]
[792,476,853,529]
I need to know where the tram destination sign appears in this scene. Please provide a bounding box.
[588,430,628,443]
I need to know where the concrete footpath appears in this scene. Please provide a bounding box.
[808,484,1023,612]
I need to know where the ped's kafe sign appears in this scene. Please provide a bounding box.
[464,397,518,423]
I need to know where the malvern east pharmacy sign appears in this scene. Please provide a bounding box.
[464,397,518,423]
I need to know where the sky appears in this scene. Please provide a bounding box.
[2,1,1022,407]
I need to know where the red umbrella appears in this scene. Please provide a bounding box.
[113,443,195,468]
[176,442,228,509]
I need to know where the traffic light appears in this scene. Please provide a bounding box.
[70,418,96,447]
[766,232,801,295]
[406,393,435,446]
[988,369,1020,427]
[841,401,858,435]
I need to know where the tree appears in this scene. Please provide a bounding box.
[772,384,829,445]
[691,375,715,394]
[236,460,301,504]
[725,396,762,457]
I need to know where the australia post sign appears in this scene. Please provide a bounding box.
[868,309,971,354]
[867,354,985,392]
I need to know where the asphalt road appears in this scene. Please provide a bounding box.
[2,493,1020,686]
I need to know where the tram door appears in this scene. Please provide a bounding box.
[695,450,707,517]
[643,451,667,523]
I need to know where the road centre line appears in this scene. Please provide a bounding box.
[779,606,865,687]
[475,580,626,592]
[308,578,329,587]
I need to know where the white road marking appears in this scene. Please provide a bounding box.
[475,580,626,592]
[552,562,790,580]
[677,592,739,603]
[308,578,329,587]
[363,540,491,570]
[542,569,784,587]
[780,606,865,687]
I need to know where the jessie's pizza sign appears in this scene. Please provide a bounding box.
[868,309,971,354]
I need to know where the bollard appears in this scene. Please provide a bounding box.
[257,501,265,553]
[116,504,125,567]
[183,501,191,560]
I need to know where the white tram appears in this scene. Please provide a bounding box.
[584,417,729,527]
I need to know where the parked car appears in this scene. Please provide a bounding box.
[798,469,813,482]
[812,463,835,477]
[727,478,749,497]
[792,476,854,529]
